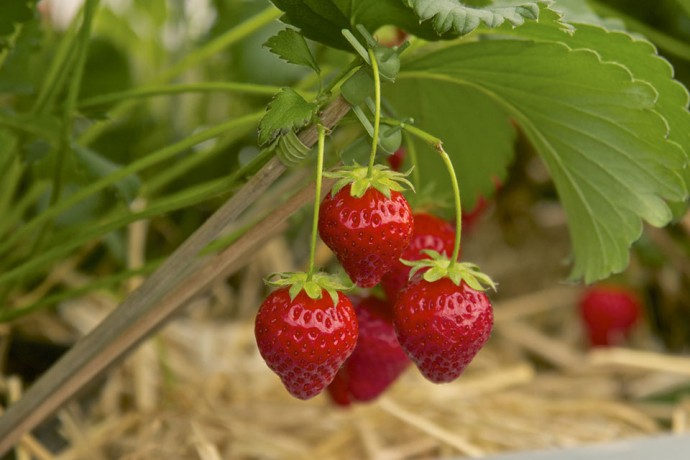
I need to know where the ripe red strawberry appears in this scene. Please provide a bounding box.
[461,178,502,234]
[327,296,410,404]
[394,276,493,383]
[386,147,406,172]
[318,183,413,288]
[461,195,489,233]
[381,213,456,301]
[579,284,641,347]
[326,372,352,407]
[255,287,358,399]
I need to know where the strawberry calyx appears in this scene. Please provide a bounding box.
[324,163,414,199]
[265,271,354,306]
[401,250,496,291]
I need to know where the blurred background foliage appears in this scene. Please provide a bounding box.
[0,0,689,326]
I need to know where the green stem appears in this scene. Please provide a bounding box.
[77,83,292,108]
[78,6,281,146]
[0,116,257,259]
[53,0,99,208]
[403,132,421,193]
[159,7,281,81]
[384,118,443,148]
[395,122,462,265]
[145,111,264,194]
[341,30,371,64]
[0,260,161,323]
[321,59,361,96]
[307,125,326,280]
[0,182,49,239]
[0,147,276,286]
[25,0,99,287]
[31,11,81,114]
[366,48,381,179]
[438,146,462,267]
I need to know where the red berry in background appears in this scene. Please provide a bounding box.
[381,213,456,302]
[318,183,414,288]
[461,195,489,233]
[461,178,502,234]
[255,288,358,400]
[378,27,408,48]
[387,147,406,172]
[579,284,642,347]
[394,276,493,383]
[327,296,410,404]
[326,372,352,407]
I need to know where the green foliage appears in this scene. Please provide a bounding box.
[405,0,540,35]
[2,0,690,321]
[396,38,687,281]
[269,0,543,51]
[258,87,316,146]
[264,27,320,73]
[0,0,38,50]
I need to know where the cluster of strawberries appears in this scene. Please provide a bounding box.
[254,149,494,403]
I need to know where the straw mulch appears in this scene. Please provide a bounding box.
[3,203,690,460]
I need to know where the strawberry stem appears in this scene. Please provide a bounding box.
[392,121,463,267]
[307,124,327,281]
[366,48,381,179]
[403,131,421,204]
[437,145,462,268]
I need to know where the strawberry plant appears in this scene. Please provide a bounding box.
[0,0,689,452]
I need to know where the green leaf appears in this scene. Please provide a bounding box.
[405,0,540,36]
[678,0,690,17]
[264,27,320,74]
[258,87,316,146]
[0,0,38,50]
[269,0,543,51]
[387,78,516,209]
[396,39,687,282]
[495,7,690,189]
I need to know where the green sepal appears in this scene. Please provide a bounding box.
[275,129,312,167]
[324,163,414,198]
[265,271,354,306]
[401,250,497,291]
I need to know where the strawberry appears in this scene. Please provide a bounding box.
[579,284,641,347]
[461,178,502,234]
[461,195,489,234]
[386,147,406,172]
[378,27,409,48]
[381,212,456,301]
[326,372,352,407]
[318,165,414,288]
[327,296,410,404]
[394,274,493,383]
[255,285,358,400]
